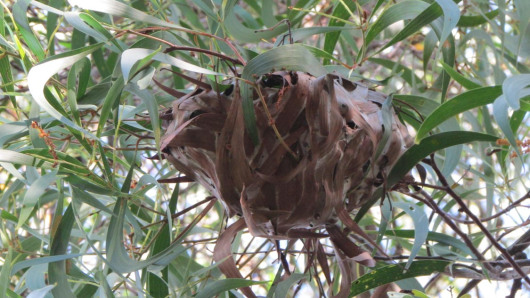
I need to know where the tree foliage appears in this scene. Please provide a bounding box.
[0,0,529,297]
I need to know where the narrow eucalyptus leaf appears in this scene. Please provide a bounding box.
[27,44,103,139]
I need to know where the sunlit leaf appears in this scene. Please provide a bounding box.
[68,0,188,31]
[388,132,498,186]
[11,254,83,275]
[49,204,75,297]
[27,43,103,139]
[195,278,268,298]
[392,202,429,270]
[416,86,502,141]
[274,273,307,297]
[434,0,460,45]
[365,0,429,46]
[17,171,58,229]
[121,48,223,82]
[27,285,56,298]
[323,1,357,64]
[223,0,287,43]
[501,74,530,110]
[440,61,481,90]
[0,248,12,296]
[457,9,499,27]
[493,96,520,156]
[350,261,450,296]
[379,2,442,53]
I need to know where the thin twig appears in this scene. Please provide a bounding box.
[446,191,530,224]
[430,157,530,285]
[114,27,246,65]
[404,190,492,271]
[255,84,298,159]
[141,196,215,230]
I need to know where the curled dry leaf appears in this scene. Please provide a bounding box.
[161,71,413,295]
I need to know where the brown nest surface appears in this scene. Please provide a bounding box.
[161,71,412,297]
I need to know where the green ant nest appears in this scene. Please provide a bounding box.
[161,71,412,297]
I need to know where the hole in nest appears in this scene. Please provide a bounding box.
[189,110,206,120]
[346,120,357,129]
[190,88,204,97]
[371,100,383,108]
[341,80,357,91]
[362,161,370,173]
[373,171,384,187]
[262,74,287,88]
[289,71,298,84]
[379,155,389,168]
[339,103,348,116]
[223,84,234,96]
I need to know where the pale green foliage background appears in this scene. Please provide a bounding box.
[0,0,529,297]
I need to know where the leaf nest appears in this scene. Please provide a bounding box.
[161,71,412,239]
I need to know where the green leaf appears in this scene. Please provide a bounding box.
[374,95,394,160]
[277,26,355,46]
[303,45,345,65]
[11,254,83,275]
[521,97,530,111]
[261,1,277,27]
[369,58,424,90]
[390,202,429,270]
[120,48,223,82]
[515,0,530,42]
[323,1,357,64]
[13,0,46,60]
[222,0,287,43]
[274,273,307,297]
[97,76,124,138]
[195,278,268,298]
[350,260,450,296]
[434,0,460,45]
[27,43,104,139]
[147,222,171,297]
[502,74,530,110]
[67,59,88,126]
[18,171,58,229]
[49,204,76,297]
[440,61,481,90]
[124,84,161,152]
[439,32,456,102]
[72,186,113,214]
[365,0,429,46]
[0,149,53,169]
[384,229,473,256]
[69,0,188,31]
[423,30,437,72]
[106,197,189,274]
[388,132,498,186]
[493,96,521,156]
[416,86,502,141]
[78,12,123,51]
[379,2,442,53]
[0,248,13,296]
[457,9,499,27]
[0,54,14,104]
